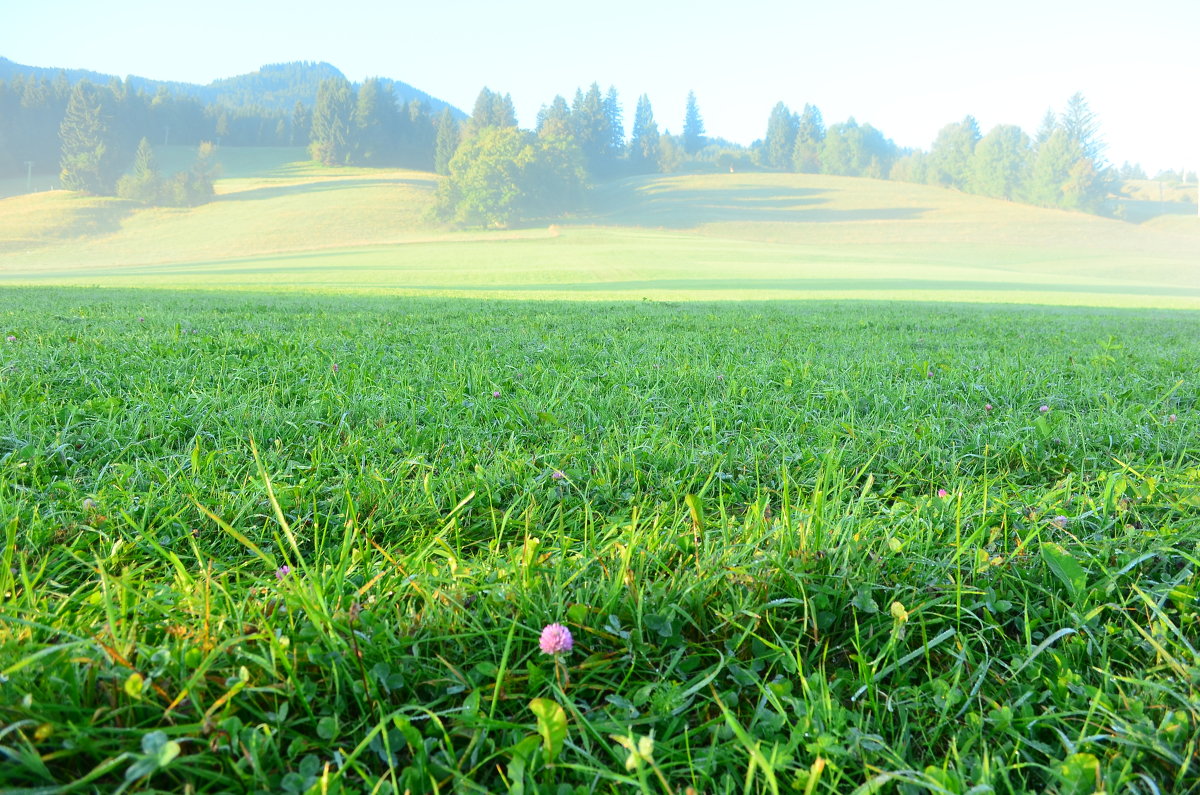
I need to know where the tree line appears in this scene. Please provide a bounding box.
[0,71,444,206]
[756,92,1120,214]
[2,65,1164,224]
[432,84,722,226]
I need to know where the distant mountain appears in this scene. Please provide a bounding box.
[0,57,465,117]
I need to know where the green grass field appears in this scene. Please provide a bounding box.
[2,151,1199,307]
[1,153,1199,793]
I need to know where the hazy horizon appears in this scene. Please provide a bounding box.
[3,0,1197,175]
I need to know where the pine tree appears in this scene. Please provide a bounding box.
[762,102,798,171]
[682,91,704,154]
[629,94,661,174]
[59,81,119,193]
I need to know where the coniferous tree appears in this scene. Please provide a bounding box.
[1025,127,1081,208]
[116,136,160,203]
[604,86,625,161]
[59,81,119,193]
[352,78,394,164]
[792,103,825,173]
[762,102,798,171]
[536,95,573,138]
[629,94,661,174]
[1060,92,1104,165]
[572,83,613,177]
[309,76,355,165]
[434,108,460,175]
[468,87,517,132]
[1034,109,1058,148]
[398,100,437,170]
[682,91,705,154]
[291,101,311,146]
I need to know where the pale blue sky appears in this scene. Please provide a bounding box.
[4,0,1196,173]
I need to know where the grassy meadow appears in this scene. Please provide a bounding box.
[1,152,1199,793]
[2,149,1199,307]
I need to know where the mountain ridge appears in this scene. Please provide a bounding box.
[0,56,465,117]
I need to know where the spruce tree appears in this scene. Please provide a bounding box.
[353,78,394,165]
[536,96,572,139]
[1025,127,1081,208]
[116,136,160,204]
[629,94,661,174]
[59,81,119,194]
[604,86,625,160]
[291,101,311,146]
[434,108,460,175]
[1060,92,1104,165]
[792,104,825,173]
[309,77,355,166]
[682,91,705,154]
[572,83,612,177]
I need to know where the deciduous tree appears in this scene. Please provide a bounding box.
[968,124,1030,199]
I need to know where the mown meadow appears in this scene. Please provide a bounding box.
[1,287,1198,793]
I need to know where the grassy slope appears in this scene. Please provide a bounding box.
[2,152,1200,307]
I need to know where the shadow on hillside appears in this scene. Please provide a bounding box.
[219,178,431,203]
[592,184,931,227]
[437,278,1200,298]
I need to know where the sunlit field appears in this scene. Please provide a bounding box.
[2,151,1199,308]
[1,153,1199,793]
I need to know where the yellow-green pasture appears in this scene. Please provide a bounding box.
[2,153,1199,308]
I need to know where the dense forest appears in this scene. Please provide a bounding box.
[0,56,1187,224]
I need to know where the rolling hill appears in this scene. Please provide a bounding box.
[2,149,1198,307]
